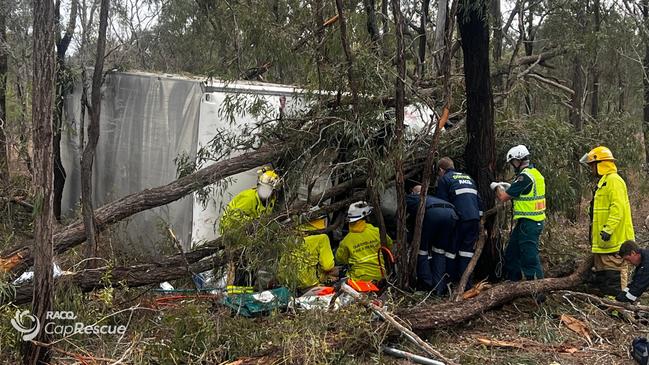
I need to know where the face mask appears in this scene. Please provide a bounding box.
[257,184,274,200]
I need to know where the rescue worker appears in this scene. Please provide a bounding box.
[491,145,546,281]
[436,157,482,287]
[580,146,635,295]
[335,201,393,282]
[219,167,281,234]
[615,241,649,302]
[219,167,281,288]
[406,185,458,294]
[278,208,336,292]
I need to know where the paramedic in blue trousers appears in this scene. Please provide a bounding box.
[406,185,458,295]
[436,157,482,289]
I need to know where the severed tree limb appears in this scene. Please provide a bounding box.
[341,282,459,365]
[0,145,280,276]
[526,73,575,95]
[400,256,593,330]
[492,48,566,77]
[8,236,226,305]
[557,290,649,313]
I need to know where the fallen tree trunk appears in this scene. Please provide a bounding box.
[11,242,226,305]
[0,146,279,276]
[399,256,593,330]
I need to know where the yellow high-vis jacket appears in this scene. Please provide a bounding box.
[591,162,635,254]
[279,224,335,289]
[219,188,274,234]
[335,221,393,282]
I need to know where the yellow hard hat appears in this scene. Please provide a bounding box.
[579,146,615,165]
[257,167,280,187]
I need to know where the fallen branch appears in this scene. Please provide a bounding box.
[10,243,225,305]
[0,145,280,276]
[1,196,34,211]
[526,73,575,95]
[557,290,649,313]
[341,282,459,365]
[399,256,593,330]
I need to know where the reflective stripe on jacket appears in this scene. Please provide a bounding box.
[219,188,274,234]
[336,222,393,281]
[591,171,635,254]
[436,170,481,221]
[513,167,546,222]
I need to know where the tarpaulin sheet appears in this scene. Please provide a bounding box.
[62,72,202,254]
[61,72,313,255]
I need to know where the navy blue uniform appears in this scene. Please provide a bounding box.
[436,169,482,285]
[617,249,649,302]
[406,194,458,294]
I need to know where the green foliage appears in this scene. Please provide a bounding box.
[220,214,302,289]
[439,113,645,217]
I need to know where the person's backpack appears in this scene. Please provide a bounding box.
[632,337,649,365]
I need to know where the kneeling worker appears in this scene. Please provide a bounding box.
[336,201,393,282]
[279,209,336,291]
[616,241,649,303]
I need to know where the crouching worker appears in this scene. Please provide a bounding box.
[219,167,281,288]
[406,185,458,294]
[219,167,281,234]
[336,201,393,282]
[278,209,336,293]
[616,241,649,303]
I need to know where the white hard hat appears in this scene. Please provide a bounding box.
[347,201,373,222]
[505,145,530,163]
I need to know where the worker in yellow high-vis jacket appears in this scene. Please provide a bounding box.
[219,167,281,288]
[335,201,393,282]
[278,209,336,291]
[219,167,281,234]
[580,146,635,295]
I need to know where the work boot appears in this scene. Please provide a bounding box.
[592,270,622,296]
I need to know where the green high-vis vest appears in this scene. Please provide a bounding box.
[513,167,546,222]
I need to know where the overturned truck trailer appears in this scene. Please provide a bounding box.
[61,71,436,255]
[62,71,314,253]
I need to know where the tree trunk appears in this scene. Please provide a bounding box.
[400,257,592,330]
[313,0,325,90]
[415,0,430,79]
[590,0,600,121]
[392,0,409,288]
[617,57,625,113]
[0,6,8,182]
[381,0,389,36]
[643,0,649,167]
[523,3,535,114]
[80,0,109,269]
[458,0,497,280]
[433,0,448,77]
[24,0,56,362]
[363,0,382,52]
[490,0,503,92]
[53,0,78,220]
[334,0,358,111]
[570,55,584,131]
